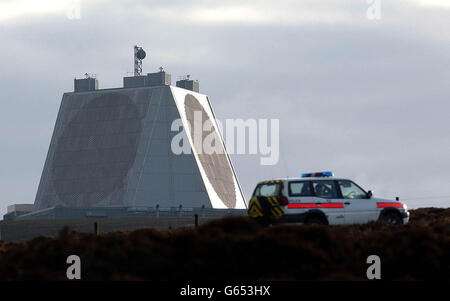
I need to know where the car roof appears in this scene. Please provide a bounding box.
[258,177,350,184]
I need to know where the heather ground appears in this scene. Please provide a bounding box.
[0,208,448,280]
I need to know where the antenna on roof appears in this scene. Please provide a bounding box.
[134,45,146,76]
[83,73,96,79]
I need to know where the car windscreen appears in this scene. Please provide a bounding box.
[338,180,368,199]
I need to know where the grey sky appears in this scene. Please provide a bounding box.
[0,0,449,214]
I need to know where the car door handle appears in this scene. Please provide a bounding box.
[344,202,350,205]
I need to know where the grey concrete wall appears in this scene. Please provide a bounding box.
[0,216,219,241]
[74,78,98,92]
[34,85,210,211]
[176,79,199,92]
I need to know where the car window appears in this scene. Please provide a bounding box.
[312,180,338,198]
[253,183,282,197]
[338,180,367,199]
[289,181,313,196]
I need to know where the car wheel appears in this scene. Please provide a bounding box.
[380,211,402,225]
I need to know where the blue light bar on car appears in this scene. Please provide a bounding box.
[302,171,334,178]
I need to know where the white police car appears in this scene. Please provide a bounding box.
[249,171,409,225]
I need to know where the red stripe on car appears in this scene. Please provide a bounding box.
[288,203,344,209]
[376,202,403,208]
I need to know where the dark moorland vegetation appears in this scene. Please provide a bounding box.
[0,207,448,280]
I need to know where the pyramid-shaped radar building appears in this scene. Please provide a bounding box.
[33,71,246,216]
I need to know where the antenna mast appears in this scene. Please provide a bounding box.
[134,45,146,76]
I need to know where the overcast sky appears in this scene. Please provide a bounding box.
[0,0,449,214]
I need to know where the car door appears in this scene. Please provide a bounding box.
[310,180,346,225]
[337,180,378,224]
[286,180,316,217]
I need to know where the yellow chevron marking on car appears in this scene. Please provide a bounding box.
[267,197,285,219]
[248,197,264,218]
